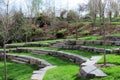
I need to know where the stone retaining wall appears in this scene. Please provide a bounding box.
[6,43,50,48]
[0,53,51,68]
[65,40,120,46]
[51,41,120,54]
[14,48,88,65]
[101,36,120,41]
[60,45,116,54]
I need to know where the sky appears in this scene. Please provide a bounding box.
[10,0,88,10]
[8,0,89,16]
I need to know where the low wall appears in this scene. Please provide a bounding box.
[66,40,120,46]
[51,40,120,54]
[6,43,50,48]
[14,48,88,65]
[60,45,115,54]
[102,36,120,41]
[0,53,51,68]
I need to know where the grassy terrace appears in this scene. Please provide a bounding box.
[84,44,119,49]
[108,33,120,36]
[22,47,100,58]
[97,54,120,80]
[78,36,102,41]
[7,35,102,46]
[9,52,81,80]
[9,51,120,80]
[0,61,38,80]
[3,35,120,80]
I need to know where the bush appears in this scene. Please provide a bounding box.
[56,29,67,38]
[56,33,64,38]
[81,30,90,36]
[34,28,44,36]
[58,29,67,34]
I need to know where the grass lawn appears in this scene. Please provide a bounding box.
[9,52,81,80]
[78,36,102,41]
[9,52,120,80]
[94,54,120,80]
[108,33,120,36]
[0,61,38,80]
[84,44,119,49]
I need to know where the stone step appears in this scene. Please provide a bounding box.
[82,56,102,66]
[11,59,27,64]
[15,57,29,62]
[79,65,107,78]
[31,51,47,55]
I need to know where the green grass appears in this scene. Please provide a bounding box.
[0,48,16,51]
[0,61,38,80]
[108,33,120,36]
[78,36,102,41]
[111,22,120,25]
[98,54,120,65]
[94,54,120,80]
[70,22,93,25]
[9,52,81,80]
[9,52,120,80]
[84,44,119,49]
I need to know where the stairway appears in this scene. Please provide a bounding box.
[51,41,65,48]
[11,57,29,64]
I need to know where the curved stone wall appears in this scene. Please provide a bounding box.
[0,53,55,80]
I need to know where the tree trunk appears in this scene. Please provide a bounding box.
[102,12,107,66]
[25,33,28,44]
[75,26,78,40]
[3,41,7,80]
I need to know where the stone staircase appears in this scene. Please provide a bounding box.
[11,57,29,64]
[51,41,65,48]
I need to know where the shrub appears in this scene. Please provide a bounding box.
[81,30,90,36]
[34,28,44,36]
[56,29,67,38]
[56,33,64,38]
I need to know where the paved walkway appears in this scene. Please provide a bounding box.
[31,66,57,80]
[81,56,102,66]
[79,56,107,78]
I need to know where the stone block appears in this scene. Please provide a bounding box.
[93,40,102,45]
[76,40,84,45]
[79,65,107,78]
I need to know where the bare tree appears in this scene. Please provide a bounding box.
[106,0,119,23]
[0,1,10,79]
[88,0,99,27]
[0,0,27,79]
[100,0,108,66]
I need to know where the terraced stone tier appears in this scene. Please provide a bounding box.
[51,41,120,54]
[6,43,50,48]
[14,48,88,65]
[52,40,120,47]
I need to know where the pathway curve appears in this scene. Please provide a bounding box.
[79,56,107,78]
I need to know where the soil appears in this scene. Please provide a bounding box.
[95,64,116,68]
